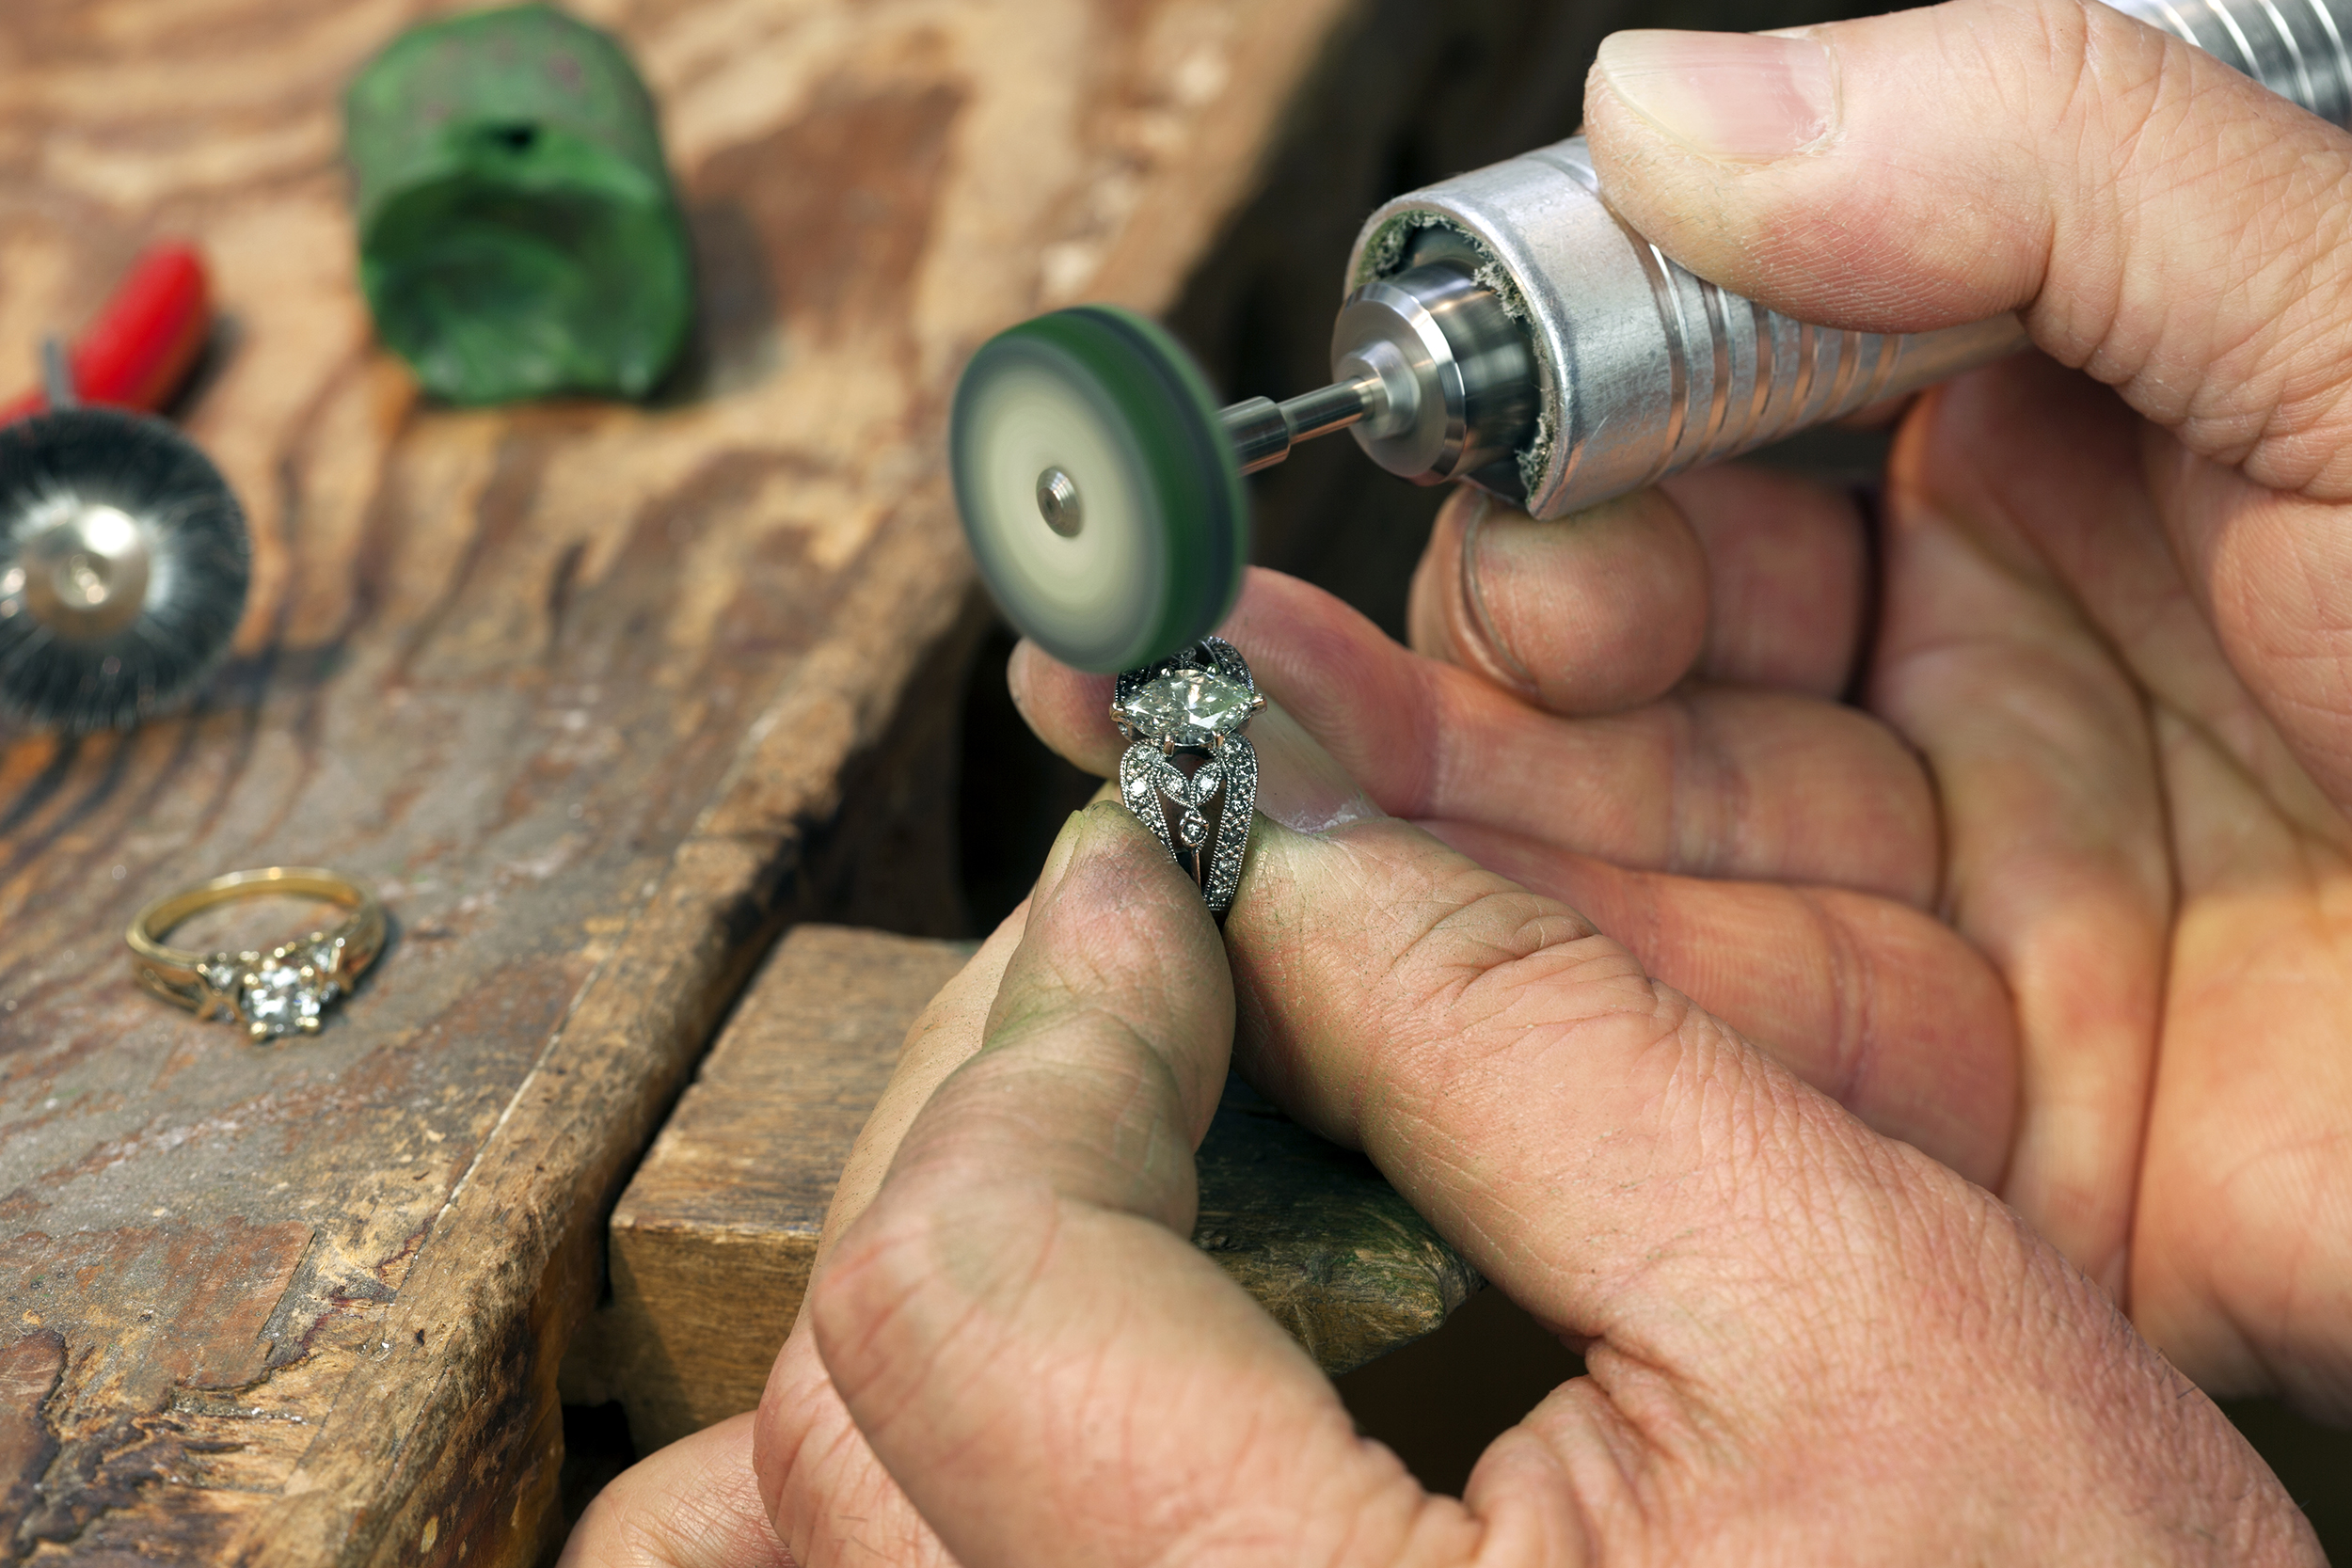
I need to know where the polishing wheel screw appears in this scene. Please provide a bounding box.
[1036,466,1083,537]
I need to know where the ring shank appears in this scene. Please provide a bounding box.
[126,867,387,1019]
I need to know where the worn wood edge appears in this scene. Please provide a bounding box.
[577,927,956,1443]
[1204,1217,1479,1377]
[1087,0,1367,311]
[566,926,965,1450]
[207,503,977,1568]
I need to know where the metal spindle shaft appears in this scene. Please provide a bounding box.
[1221,375,1384,474]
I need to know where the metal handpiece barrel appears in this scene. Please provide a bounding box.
[1295,0,2352,519]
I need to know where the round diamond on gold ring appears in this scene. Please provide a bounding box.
[1110,637,1265,916]
[126,867,386,1040]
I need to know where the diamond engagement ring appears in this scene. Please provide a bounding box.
[1111,637,1265,916]
[127,867,386,1040]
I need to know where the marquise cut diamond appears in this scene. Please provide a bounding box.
[1116,670,1255,745]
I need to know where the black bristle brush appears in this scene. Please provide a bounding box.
[0,401,249,734]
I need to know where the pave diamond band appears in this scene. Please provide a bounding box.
[127,867,386,1040]
[1112,638,1264,916]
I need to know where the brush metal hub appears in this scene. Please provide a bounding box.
[14,496,154,641]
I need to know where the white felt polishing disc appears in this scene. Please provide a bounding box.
[950,306,1245,673]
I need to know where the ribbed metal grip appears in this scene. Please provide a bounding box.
[1344,0,2352,519]
[2106,0,2352,125]
[1524,138,2032,499]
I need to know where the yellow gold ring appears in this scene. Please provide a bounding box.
[126,867,386,1040]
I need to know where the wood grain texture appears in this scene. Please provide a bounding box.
[581,925,1476,1454]
[0,0,1358,1561]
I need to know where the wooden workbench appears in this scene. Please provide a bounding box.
[0,1,1357,1560]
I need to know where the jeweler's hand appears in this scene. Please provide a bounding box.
[1582,0,2352,1418]
[1085,0,2352,1422]
[749,798,2316,1565]
[1027,0,2352,1422]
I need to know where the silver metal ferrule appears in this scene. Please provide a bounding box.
[1248,0,2352,518]
[1343,140,2037,518]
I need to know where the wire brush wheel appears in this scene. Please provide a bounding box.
[0,407,250,733]
[951,306,1246,673]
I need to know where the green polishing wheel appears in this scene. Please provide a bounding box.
[950,306,1246,673]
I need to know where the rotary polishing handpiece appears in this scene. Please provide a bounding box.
[953,0,2352,674]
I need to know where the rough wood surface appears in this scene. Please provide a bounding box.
[0,0,1359,1561]
[579,925,1475,1453]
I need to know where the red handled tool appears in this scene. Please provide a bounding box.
[0,243,212,424]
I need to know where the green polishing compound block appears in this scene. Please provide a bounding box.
[344,4,693,404]
[951,307,1247,673]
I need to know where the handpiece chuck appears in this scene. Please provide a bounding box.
[1220,252,1540,492]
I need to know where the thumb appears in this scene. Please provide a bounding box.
[1584,0,2352,496]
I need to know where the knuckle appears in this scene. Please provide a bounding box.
[1373,867,1675,1077]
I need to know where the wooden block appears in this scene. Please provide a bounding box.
[0,0,1359,1560]
[1194,1085,1478,1378]
[572,925,968,1448]
[580,926,1475,1453]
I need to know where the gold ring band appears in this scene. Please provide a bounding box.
[126,866,385,1039]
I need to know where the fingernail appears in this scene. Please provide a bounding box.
[1457,495,1536,695]
[1033,808,1089,900]
[1248,706,1381,835]
[1595,30,1836,163]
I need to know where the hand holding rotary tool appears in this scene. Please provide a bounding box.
[573,4,2352,1560]
[994,0,2352,1454]
[951,0,2352,673]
